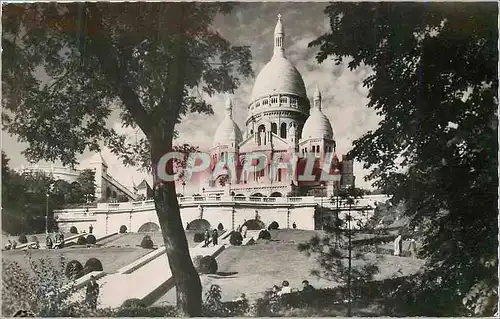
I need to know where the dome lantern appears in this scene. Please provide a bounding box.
[313,84,322,111]
[274,14,285,57]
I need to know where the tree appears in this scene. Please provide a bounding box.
[299,187,379,317]
[311,3,497,316]
[2,3,252,315]
[76,169,96,203]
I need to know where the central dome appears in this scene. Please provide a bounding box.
[251,56,307,102]
[250,15,307,103]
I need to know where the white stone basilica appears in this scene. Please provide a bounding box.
[201,15,352,198]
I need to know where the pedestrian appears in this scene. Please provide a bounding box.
[236,224,241,233]
[408,238,417,258]
[394,233,403,256]
[89,225,93,234]
[302,280,315,292]
[86,275,99,311]
[279,280,291,295]
[241,224,248,239]
[46,236,53,250]
[204,229,210,247]
[212,229,219,246]
[292,222,297,229]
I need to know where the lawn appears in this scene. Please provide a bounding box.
[155,230,425,306]
[2,247,151,274]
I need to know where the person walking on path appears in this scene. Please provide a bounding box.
[394,234,403,256]
[204,229,210,247]
[212,229,219,246]
[86,275,99,311]
[89,225,93,234]
[408,238,417,258]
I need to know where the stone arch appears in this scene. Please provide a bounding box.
[235,193,245,197]
[138,222,160,232]
[243,219,265,230]
[270,192,283,197]
[271,123,277,134]
[280,123,287,138]
[258,124,265,133]
[187,219,211,231]
[251,193,264,197]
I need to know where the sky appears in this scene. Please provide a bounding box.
[1,2,381,194]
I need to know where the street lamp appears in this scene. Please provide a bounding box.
[45,192,50,234]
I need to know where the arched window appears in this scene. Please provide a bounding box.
[258,125,265,133]
[271,123,277,134]
[280,97,288,104]
[263,99,269,105]
[112,191,117,198]
[280,123,287,138]
[317,146,320,153]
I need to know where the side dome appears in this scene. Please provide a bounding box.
[301,110,334,140]
[251,56,307,101]
[213,97,243,148]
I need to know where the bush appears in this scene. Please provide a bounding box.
[121,298,145,308]
[258,229,271,240]
[229,232,243,246]
[18,235,27,244]
[192,255,204,271]
[86,234,96,245]
[69,226,78,234]
[217,223,224,231]
[111,305,178,317]
[3,255,91,317]
[30,236,38,243]
[119,225,127,233]
[268,221,279,230]
[65,260,84,280]
[84,258,103,274]
[76,236,87,245]
[140,236,154,249]
[199,256,218,274]
[193,232,204,243]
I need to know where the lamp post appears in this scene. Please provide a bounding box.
[182,181,186,195]
[45,192,50,234]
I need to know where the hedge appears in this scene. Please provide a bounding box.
[140,236,154,249]
[268,221,279,230]
[119,225,127,233]
[199,255,218,274]
[217,223,224,231]
[86,234,97,245]
[18,235,27,244]
[193,233,204,243]
[258,229,271,240]
[229,232,243,246]
[77,236,87,245]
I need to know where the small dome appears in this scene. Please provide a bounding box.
[301,109,334,140]
[251,56,307,102]
[213,96,243,148]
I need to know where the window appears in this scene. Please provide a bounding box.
[290,97,297,105]
[280,97,288,104]
[271,123,277,134]
[271,97,278,104]
[263,99,269,105]
[280,123,287,138]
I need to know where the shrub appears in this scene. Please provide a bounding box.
[76,236,87,245]
[84,258,103,274]
[229,232,243,246]
[3,254,91,317]
[121,298,145,308]
[112,305,178,317]
[243,219,264,230]
[193,232,205,243]
[86,234,96,245]
[18,235,27,244]
[192,255,204,271]
[119,225,127,233]
[268,221,279,230]
[217,223,224,231]
[65,260,84,280]
[199,256,218,274]
[30,236,38,243]
[69,226,78,234]
[258,229,271,240]
[140,236,154,249]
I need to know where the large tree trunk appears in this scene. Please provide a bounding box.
[152,140,202,316]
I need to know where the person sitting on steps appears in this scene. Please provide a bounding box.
[302,280,315,292]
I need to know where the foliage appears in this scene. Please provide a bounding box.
[2,253,90,317]
[193,232,204,243]
[76,236,87,245]
[3,2,253,315]
[229,231,243,246]
[69,226,78,234]
[84,258,103,274]
[76,169,96,203]
[199,256,218,274]
[217,223,224,231]
[312,2,498,315]
[18,234,28,244]
[121,298,146,308]
[105,305,178,317]
[202,284,226,316]
[140,235,154,249]
[86,234,97,244]
[268,221,279,230]
[258,229,271,240]
[119,225,127,233]
[65,260,84,280]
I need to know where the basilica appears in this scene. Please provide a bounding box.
[200,15,354,198]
